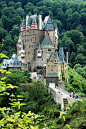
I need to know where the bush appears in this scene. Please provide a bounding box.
[78,93,86,97]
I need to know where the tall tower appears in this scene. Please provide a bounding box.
[38,15,42,30]
[31,15,38,30]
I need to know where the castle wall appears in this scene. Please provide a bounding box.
[18,30,44,63]
[46,77,58,87]
[34,48,55,68]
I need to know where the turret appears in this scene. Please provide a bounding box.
[21,18,25,32]
[54,50,59,64]
[31,15,38,30]
[59,47,65,63]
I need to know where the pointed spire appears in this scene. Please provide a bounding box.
[55,50,59,59]
[54,50,59,64]
[32,15,37,25]
[59,47,65,63]
[21,18,25,32]
[21,18,25,26]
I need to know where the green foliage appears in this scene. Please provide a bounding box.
[4,69,31,86]
[65,67,86,94]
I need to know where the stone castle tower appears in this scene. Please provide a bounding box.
[17,14,58,71]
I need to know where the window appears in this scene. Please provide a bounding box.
[27,39,29,42]
[51,60,53,62]
[48,49,51,51]
[52,65,53,67]
[28,52,30,54]
[25,39,26,42]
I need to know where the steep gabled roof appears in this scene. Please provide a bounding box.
[21,18,25,27]
[43,16,54,30]
[40,34,54,49]
[1,54,21,68]
[27,14,37,25]
[55,50,59,59]
[59,47,65,63]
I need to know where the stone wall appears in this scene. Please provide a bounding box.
[48,87,63,109]
[46,53,61,80]
[46,77,58,87]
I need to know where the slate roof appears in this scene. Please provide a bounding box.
[40,34,54,49]
[43,16,54,30]
[21,18,25,27]
[1,54,21,68]
[27,14,37,25]
[55,50,59,59]
[59,47,65,63]
[46,72,58,77]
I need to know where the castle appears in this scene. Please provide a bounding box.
[17,14,58,71]
[17,14,68,83]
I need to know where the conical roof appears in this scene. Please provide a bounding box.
[59,47,65,63]
[21,18,25,27]
[40,34,54,49]
[55,50,59,59]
